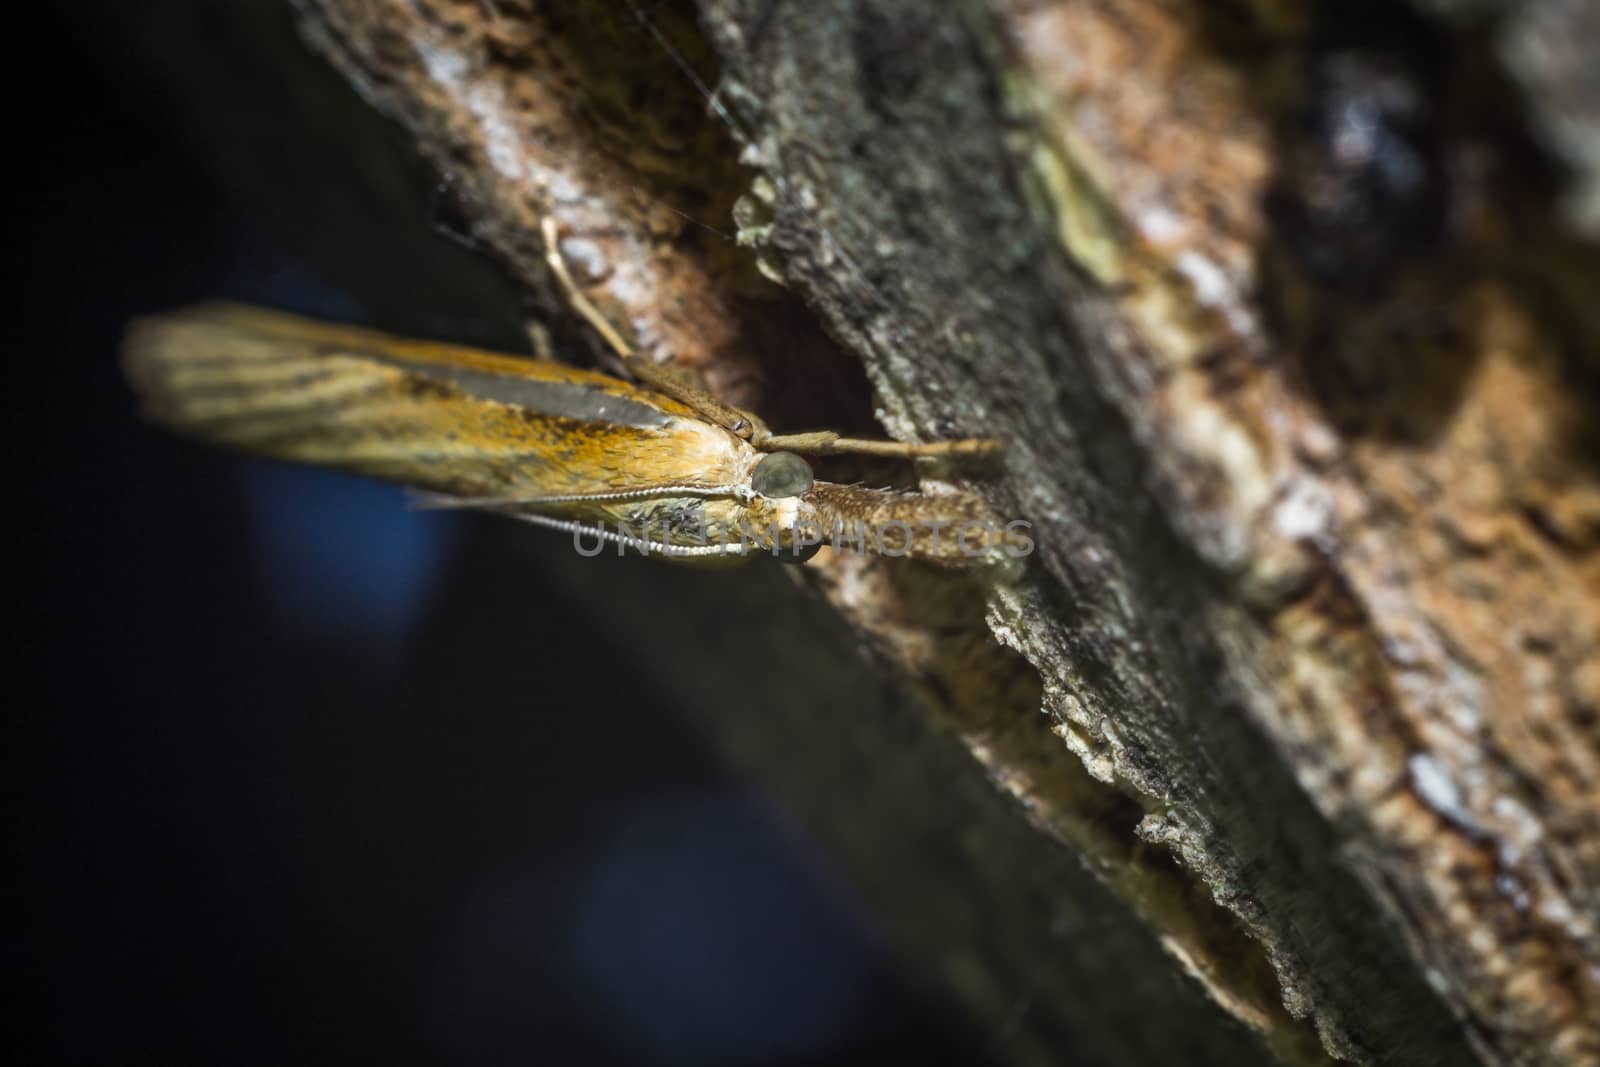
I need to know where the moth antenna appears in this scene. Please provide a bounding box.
[407,483,753,510]
[506,511,752,559]
[628,185,735,242]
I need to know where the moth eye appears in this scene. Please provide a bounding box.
[750,450,814,499]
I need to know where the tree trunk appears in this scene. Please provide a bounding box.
[90,1,1600,1063]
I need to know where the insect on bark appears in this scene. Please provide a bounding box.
[122,223,1015,566]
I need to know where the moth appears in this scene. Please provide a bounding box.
[122,300,1013,566]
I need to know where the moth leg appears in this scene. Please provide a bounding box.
[619,356,774,441]
[525,318,556,361]
[540,215,637,362]
[539,214,774,440]
[759,431,1001,459]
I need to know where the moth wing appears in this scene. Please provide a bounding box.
[121,303,741,501]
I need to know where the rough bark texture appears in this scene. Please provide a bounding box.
[97,0,1599,1064]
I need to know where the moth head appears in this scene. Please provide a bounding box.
[738,484,823,563]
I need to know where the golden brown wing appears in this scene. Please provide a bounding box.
[121,303,749,502]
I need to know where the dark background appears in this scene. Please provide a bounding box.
[15,10,981,1064]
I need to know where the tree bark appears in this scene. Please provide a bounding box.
[94,0,1600,1063]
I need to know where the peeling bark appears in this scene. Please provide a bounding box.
[97,0,1600,1063]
